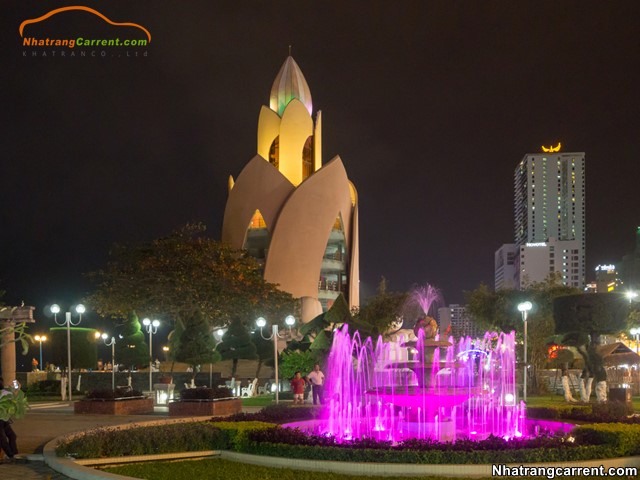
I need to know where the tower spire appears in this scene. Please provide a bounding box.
[269,55,312,116]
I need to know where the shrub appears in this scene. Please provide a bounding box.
[56,422,226,458]
[212,421,276,450]
[180,386,233,400]
[26,380,61,396]
[236,425,640,463]
[571,423,640,456]
[528,402,639,424]
[85,387,143,400]
[213,403,317,424]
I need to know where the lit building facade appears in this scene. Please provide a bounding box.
[592,264,621,293]
[438,305,483,339]
[222,56,360,322]
[495,243,518,290]
[512,150,586,288]
[518,238,582,289]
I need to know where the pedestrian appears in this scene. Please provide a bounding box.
[0,378,19,463]
[306,363,325,405]
[290,371,306,405]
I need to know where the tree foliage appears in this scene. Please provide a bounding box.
[173,310,221,379]
[279,350,318,380]
[50,327,99,370]
[86,223,295,329]
[216,317,257,377]
[465,274,580,391]
[554,293,629,337]
[348,277,407,339]
[115,312,148,369]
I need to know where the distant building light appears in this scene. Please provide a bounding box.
[595,264,615,272]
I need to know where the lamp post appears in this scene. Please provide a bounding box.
[630,328,640,356]
[142,318,160,393]
[209,328,226,388]
[256,315,296,404]
[52,303,85,402]
[100,333,116,390]
[34,334,47,371]
[517,301,533,402]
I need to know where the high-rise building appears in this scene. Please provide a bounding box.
[495,243,518,290]
[222,56,359,322]
[620,227,640,291]
[438,305,483,339]
[593,264,621,293]
[512,150,586,288]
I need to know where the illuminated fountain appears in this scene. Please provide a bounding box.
[318,285,526,442]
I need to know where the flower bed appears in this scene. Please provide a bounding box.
[169,386,241,416]
[74,387,154,415]
[169,398,242,416]
[74,397,154,415]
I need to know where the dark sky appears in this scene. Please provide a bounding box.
[2,1,640,319]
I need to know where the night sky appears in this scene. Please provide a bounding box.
[2,1,640,320]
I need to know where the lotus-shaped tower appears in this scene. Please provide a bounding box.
[222,56,360,321]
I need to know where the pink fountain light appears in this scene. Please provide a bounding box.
[319,285,526,443]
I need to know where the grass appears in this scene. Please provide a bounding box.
[102,458,611,480]
[525,394,640,411]
[241,395,275,407]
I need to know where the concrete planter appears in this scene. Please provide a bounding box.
[168,398,242,417]
[74,397,154,415]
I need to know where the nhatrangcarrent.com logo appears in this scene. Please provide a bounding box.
[20,6,151,58]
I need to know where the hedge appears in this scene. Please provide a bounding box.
[572,423,640,456]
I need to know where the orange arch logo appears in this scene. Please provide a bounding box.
[19,6,151,42]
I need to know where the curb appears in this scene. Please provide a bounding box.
[40,417,640,479]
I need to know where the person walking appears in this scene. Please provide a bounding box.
[306,364,325,405]
[0,378,19,462]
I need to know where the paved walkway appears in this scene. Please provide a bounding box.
[1,401,171,479]
[1,401,264,479]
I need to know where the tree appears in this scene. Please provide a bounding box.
[216,317,257,377]
[173,310,221,381]
[115,312,148,370]
[86,223,295,332]
[466,274,580,394]
[50,327,99,370]
[279,350,317,380]
[253,334,274,378]
[554,293,629,401]
[349,277,407,339]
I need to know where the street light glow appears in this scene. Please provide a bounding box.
[517,301,533,312]
[143,318,151,326]
[285,315,296,327]
[626,291,638,302]
[152,319,160,328]
[256,317,267,328]
[50,304,61,314]
[76,304,86,314]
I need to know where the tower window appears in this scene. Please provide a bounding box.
[269,136,279,169]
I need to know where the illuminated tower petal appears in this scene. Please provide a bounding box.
[269,56,313,117]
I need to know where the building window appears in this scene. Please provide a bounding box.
[269,136,279,169]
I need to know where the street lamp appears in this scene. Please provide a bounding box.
[98,333,116,390]
[630,328,640,356]
[142,318,160,393]
[34,335,47,370]
[52,303,86,402]
[517,301,533,402]
[626,291,638,304]
[255,315,296,404]
[209,328,226,388]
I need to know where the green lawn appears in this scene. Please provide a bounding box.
[102,458,609,480]
[525,394,640,411]
[241,395,275,406]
